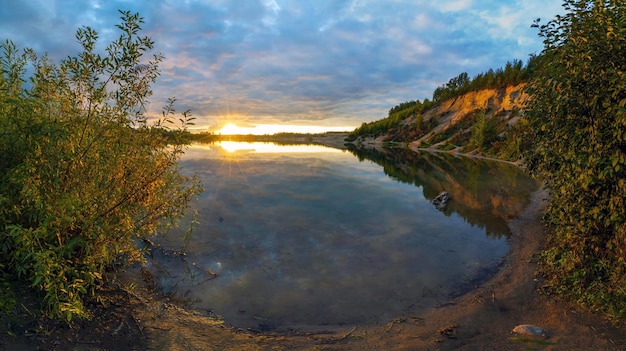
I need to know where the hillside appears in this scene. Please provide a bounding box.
[416,83,527,143]
[348,83,529,160]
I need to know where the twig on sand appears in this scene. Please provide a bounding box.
[146,325,172,331]
[131,314,145,336]
[112,321,125,336]
[385,317,407,332]
[339,326,357,341]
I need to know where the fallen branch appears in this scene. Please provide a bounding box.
[339,326,357,341]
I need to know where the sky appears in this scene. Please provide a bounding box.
[0,0,565,134]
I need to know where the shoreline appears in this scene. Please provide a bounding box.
[3,143,626,350]
[123,186,624,350]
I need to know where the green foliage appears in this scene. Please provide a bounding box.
[432,58,535,103]
[493,109,529,161]
[437,142,457,151]
[350,99,434,139]
[523,0,626,320]
[0,266,17,313]
[0,11,202,321]
[468,110,499,151]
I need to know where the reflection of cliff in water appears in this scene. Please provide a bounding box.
[347,146,538,238]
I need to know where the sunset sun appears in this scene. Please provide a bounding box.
[215,123,354,135]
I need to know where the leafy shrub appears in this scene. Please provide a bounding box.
[523,0,626,321]
[469,110,499,152]
[436,143,457,151]
[0,11,202,321]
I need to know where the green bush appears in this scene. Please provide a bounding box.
[523,0,626,321]
[0,11,202,321]
[469,109,499,152]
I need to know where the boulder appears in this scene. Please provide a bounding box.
[432,191,451,209]
[512,324,547,338]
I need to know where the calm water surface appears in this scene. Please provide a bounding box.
[150,142,538,331]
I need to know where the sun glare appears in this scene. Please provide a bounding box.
[216,123,354,135]
[217,141,341,154]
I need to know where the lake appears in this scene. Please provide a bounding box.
[147,142,538,332]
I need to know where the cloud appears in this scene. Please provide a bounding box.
[0,0,565,131]
[438,0,474,12]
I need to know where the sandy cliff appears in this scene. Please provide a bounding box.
[349,84,529,150]
[414,83,528,147]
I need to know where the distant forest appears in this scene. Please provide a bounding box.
[350,56,539,138]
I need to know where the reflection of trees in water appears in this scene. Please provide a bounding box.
[346,146,538,238]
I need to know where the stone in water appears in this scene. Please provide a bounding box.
[432,191,451,209]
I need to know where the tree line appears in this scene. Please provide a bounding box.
[348,98,434,140]
[349,58,536,140]
[432,57,539,102]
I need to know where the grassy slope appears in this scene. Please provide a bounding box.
[349,84,528,159]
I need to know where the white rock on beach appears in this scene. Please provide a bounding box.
[512,324,547,337]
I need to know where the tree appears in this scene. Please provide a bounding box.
[523,0,626,320]
[469,109,498,151]
[0,11,202,321]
